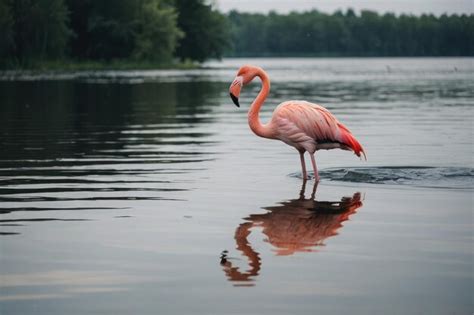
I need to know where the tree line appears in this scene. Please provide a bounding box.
[0,0,472,68]
[0,0,229,67]
[228,10,473,57]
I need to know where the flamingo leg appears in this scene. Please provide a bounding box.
[299,178,307,199]
[310,179,318,200]
[310,153,320,182]
[299,151,308,180]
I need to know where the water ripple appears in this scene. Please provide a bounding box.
[317,166,474,189]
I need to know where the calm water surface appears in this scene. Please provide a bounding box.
[0,58,473,314]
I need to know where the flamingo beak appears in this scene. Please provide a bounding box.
[229,76,243,107]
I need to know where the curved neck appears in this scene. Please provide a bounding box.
[248,68,274,139]
[221,222,261,283]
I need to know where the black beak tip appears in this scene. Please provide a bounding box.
[230,93,240,107]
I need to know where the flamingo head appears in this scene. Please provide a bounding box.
[229,65,258,107]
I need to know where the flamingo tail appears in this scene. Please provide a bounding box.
[337,123,367,160]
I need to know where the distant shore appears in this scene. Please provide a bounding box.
[3,55,473,73]
[0,59,200,72]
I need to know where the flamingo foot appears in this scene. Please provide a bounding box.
[313,172,320,182]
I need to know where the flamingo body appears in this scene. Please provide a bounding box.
[269,100,365,157]
[229,65,365,180]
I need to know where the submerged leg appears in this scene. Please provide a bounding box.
[310,179,319,200]
[299,177,308,199]
[299,151,307,180]
[310,153,320,182]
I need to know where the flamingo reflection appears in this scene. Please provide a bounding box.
[220,181,363,286]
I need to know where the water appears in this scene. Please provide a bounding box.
[0,58,473,314]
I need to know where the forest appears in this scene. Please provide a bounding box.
[0,0,472,69]
[228,10,474,57]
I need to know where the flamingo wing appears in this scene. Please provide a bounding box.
[271,101,366,159]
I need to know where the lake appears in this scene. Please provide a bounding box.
[0,58,473,315]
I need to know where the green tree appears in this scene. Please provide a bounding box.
[69,0,138,59]
[66,0,181,61]
[0,0,15,60]
[4,0,71,64]
[174,0,230,62]
[227,11,267,56]
[133,0,183,62]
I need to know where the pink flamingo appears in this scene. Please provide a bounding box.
[229,65,366,181]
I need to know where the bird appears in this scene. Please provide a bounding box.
[229,65,366,181]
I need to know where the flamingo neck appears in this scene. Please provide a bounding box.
[248,68,274,139]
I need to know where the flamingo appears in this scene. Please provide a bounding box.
[229,65,366,181]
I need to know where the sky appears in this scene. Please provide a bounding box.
[215,0,473,16]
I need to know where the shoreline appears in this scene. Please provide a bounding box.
[2,56,473,73]
[1,57,472,82]
[0,59,201,72]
